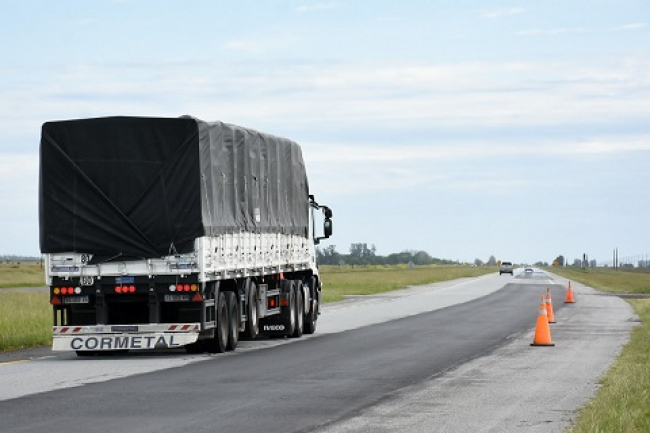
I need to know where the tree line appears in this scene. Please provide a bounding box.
[317,243,460,266]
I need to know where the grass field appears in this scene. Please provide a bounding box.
[319,265,496,303]
[548,267,650,432]
[550,267,650,294]
[0,263,45,289]
[0,291,51,351]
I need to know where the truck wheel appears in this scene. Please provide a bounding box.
[206,292,228,353]
[292,281,304,338]
[285,281,296,337]
[244,282,260,340]
[225,291,239,351]
[303,278,318,335]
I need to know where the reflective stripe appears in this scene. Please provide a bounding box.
[55,327,83,334]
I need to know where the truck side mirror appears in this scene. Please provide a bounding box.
[324,218,332,238]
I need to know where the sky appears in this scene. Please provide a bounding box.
[1,0,649,266]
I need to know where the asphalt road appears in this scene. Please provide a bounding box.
[0,271,636,432]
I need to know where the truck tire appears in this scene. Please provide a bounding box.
[284,280,296,337]
[206,291,228,353]
[292,281,304,338]
[303,278,318,335]
[225,291,239,351]
[244,281,260,340]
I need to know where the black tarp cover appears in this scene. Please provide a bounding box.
[39,116,309,258]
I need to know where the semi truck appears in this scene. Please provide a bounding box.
[39,116,333,356]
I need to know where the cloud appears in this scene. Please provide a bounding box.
[1,55,649,147]
[616,23,648,30]
[483,8,523,19]
[302,134,650,196]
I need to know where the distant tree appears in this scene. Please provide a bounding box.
[474,258,484,266]
[316,245,340,265]
[349,243,377,266]
[487,255,497,266]
[320,244,460,267]
[414,250,433,265]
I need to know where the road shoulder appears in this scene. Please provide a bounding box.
[317,279,639,433]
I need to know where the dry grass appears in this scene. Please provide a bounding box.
[0,263,45,289]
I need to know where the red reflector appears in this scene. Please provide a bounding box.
[269,299,276,308]
[192,293,203,302]
[280,299,289,307]
[51,296,61,305]
[129,285,136,293]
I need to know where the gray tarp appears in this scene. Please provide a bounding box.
[39,116,309,259]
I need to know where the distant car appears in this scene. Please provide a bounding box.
[499,261,513,275]
[525,267,534,273]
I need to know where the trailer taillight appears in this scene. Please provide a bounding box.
[53,287,60,295]
[115,285,136,294]
[169,284,194,292]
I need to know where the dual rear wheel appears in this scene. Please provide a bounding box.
[204,290,239,354]
[282,279,306,339]
[191,277,319,354]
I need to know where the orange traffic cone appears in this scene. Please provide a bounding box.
[545,288,556,323]
[565,281,575,304]
[531,295,554,346]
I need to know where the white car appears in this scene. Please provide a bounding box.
[499,262,513,275]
